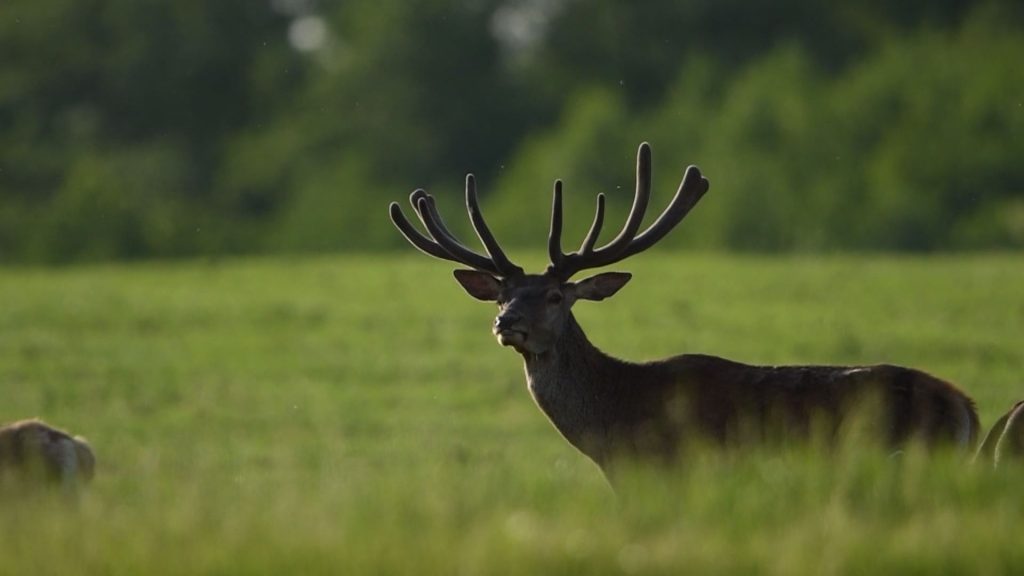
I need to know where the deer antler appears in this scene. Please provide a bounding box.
[389,175,523,277]
[546,142,709,281]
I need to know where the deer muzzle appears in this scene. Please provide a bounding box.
[494,313,527,348]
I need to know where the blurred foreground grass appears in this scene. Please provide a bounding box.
[1,253,1023,574]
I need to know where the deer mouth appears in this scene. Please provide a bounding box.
[495,328,527,348]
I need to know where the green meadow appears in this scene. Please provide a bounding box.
[2,253,1023,574]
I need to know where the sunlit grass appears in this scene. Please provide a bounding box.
[1,253,1022,574]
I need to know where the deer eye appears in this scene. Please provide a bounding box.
[546,292,563,305]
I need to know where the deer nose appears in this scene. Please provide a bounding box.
[494,312,521,331]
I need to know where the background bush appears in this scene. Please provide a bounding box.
[1,0,1022,263]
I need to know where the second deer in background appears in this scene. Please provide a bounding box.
[0,419,95,491]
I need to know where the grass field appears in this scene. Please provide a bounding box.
[1,253,1023,574]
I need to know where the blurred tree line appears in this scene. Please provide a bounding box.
[1,0,1023,263]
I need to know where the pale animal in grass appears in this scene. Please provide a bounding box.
[0,419,95,490]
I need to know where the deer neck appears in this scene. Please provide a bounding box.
[521,313,622,463]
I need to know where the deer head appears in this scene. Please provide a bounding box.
[389,142,710,356]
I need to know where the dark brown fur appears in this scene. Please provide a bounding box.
[519,309,979,477]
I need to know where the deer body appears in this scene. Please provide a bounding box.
[518,308,977,474]
[389,142,982,479]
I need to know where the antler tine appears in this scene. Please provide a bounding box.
[588,141,652,259]
[389,202,463,263]
[548,143,652,279]
[548,180,565,268]
[391,143,706,281]
[415,196,502,275]
[547,143,710,281]
[396,189,469,263]
[465,174,523,277]
[619,165,709,259]
[389,178,521,277]
[410,190,459,248]
[579,192,605,255]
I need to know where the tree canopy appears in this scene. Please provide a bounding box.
[2,0,1022,263]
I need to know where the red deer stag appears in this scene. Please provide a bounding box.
[0,419,95,490]
[389,142,980,480]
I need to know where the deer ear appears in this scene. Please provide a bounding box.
[572,272,632,301]
[453,269,501,301]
